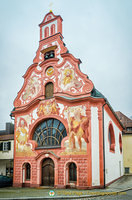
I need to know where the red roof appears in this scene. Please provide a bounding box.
[116,111,132,134]
[0,134,14,141]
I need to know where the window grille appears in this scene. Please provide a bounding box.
[33,118,67,148]
[125,167,129,174]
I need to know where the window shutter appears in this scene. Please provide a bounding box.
[8,142,11,150]
[0,142,3,151]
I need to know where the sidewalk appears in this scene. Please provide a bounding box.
[0,175,132,200]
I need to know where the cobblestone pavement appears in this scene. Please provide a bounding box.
[91,190,132,200]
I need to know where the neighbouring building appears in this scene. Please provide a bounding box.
[11,11,124,189]
[0,123,14,177]
[116,111,132,174]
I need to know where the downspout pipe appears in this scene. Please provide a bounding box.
[102,102,107,188]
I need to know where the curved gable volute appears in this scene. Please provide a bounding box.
[13,63,42,108]
[13,11,94,112]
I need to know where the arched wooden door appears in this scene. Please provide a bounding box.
[42,158,54,186]
[69,162,77,182]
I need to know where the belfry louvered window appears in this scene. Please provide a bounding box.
[44,50,54,60]
[33,118,67,148]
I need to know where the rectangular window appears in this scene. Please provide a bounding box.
[125,167,130,174]
[127,127,132,131]
[3,142,11,151]
[10,168,13,176]
[6,167,13,177]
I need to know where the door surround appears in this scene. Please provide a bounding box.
[36,152,59,187]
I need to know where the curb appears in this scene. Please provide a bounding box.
[0,187,132,200]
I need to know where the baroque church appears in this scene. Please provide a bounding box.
[11,12,123,189]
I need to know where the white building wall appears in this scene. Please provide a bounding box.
[91,106,100,186]
[104,110,123,184]
[0,140,14,176]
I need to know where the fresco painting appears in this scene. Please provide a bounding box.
[15,100,63,157]
[59,66,83,92]
[61,105,89,155]
[15,102,89,156]
[37,99,60,117]
[16,117,35,157]
[21,74,41,103]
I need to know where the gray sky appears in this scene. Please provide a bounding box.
[0,0,132,129]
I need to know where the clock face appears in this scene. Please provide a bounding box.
[46,66,54,76]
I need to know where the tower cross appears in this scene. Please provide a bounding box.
[49,2,53,12]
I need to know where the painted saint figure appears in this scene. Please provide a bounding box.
[16,118,28,150]
[68,110,89,150]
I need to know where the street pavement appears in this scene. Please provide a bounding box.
[0,175,132,200]
[89,190,132,200]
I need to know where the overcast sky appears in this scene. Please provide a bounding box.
[0,0,132,129]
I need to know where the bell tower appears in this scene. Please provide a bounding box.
[39,11,63,41]
[33,11,67,64]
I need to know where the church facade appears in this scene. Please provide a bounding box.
[11,12,123,189]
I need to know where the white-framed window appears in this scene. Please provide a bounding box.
[0,142,11,151]
[3,142,9,151]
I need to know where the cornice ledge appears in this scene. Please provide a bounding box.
[61,53,82,64]
[39,58,59,67]
[12,97,43,115]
